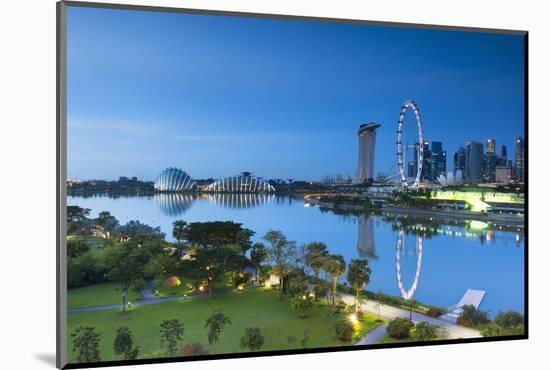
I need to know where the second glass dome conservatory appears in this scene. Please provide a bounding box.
[205,172,275,193]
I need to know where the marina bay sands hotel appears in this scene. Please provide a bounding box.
[354,122,381,184]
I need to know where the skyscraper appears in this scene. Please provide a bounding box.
[486,139,496,154]
[498,145,508,166]
[354,122,381,184]
[429,141,446,180]
[515,136,525,182]
[465,141,484,183]
[483,138,497,182]
[453,146,466,175]
[413,142,431,181]
[501,145,507,160]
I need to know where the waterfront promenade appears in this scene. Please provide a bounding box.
[337,292,481,340]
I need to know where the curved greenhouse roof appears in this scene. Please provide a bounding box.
[205,174,275,193]
[154,167,196,192]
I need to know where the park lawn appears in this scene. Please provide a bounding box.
[155,274,231,298]
[67,287,384,363]
[154,277,195,298]
[68,282,141,309]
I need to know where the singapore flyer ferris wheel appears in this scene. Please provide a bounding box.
[396,100,424,189]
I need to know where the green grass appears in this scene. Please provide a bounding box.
[154,277,195,298]
[68,282,141,309]
[67,287,384,363]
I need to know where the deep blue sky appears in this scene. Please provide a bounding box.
[67,6,525,181]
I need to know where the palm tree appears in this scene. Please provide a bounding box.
[346,259,371,312]
[324,255,346,304]
[305,242,329,279]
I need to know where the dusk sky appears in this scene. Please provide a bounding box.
[67,6,525,181]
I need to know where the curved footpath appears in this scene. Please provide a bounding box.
[336,292,481,343]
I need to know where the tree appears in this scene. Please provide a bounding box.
[312,280,330,304]
[236,228,255,255]
[346,259,371,312]
[160,319,185,356]
[95,211,119,239]
[457,305,490,327]
[250,242,267,282]
[114,220,165,242]
[263,230,296,299]
[205,309,232,345]
[71,326,101,363]
[104,243,148,312]
[172,220,187,245]
[67,253,107,288]
[324,255,346,304]
[305,242,329,279]
[240,327,264,351]
[182,221,247,249]
[113,326,139,360]
[67,205,90,223]
[184,245,245,297]
[67,239,90,258]
[179,342,209,356]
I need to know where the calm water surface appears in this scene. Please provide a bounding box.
[68,194,524,316]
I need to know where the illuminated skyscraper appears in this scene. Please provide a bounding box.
[515,136,525,182]
[486,139,496,154]
[484,138,497,182]
[429,141,446,180]
[354,122,381,184]
[453,146,466,175]
[465,141,484,183]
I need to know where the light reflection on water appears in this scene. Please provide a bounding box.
[67,194,524,316]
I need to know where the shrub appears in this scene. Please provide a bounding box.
[457,305,490,327]
[480,322,525,337]
[335,319,354,342]
[387,318,414,339]
[291,293,314,318]
[456,316,473,327]
[333,298,347,313]
[313,281,330,301]
[413,322,438,340]
[179,342,209,356]
[240,327,264,351]
[426,307,442,317]
[494,311,524,328]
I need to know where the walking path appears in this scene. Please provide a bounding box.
[337,292,480,341]
[68,295,192,313]
[355,324,388,345]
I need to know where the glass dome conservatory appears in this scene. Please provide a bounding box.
[154,167,196,192]
[205,172,275,193]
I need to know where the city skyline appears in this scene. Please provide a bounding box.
[67,7,525,181]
